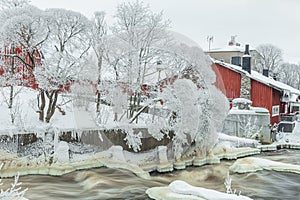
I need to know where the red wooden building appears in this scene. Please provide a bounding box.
[0,45,43,89]
[212,57,300,125]
[0,45,75,92]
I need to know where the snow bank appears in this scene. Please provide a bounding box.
[229,157,300,174]
[0,86,99,134]
[0,147,151,180]
[146,180,252,200]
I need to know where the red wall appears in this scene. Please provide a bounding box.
[212,62,282,125]
[272,89,282,124]
[251,79,281,124]
[212,63,241,99]
[0,46,42,89]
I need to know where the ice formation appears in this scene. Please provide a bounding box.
[230,157,300,174]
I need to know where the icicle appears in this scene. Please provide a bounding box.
[98,130,103,142]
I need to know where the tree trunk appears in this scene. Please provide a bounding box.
[45,90,58,123]
[8,85,13,109]
[96,56,103,112]
[9,53,15,109]
[38,90,46,121]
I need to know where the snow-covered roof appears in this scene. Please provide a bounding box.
[207,45,245,53]
[214,59,300,96]
[206,45,255,53]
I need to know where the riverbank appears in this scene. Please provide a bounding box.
[1,142,300,179]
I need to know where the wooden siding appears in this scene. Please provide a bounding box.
[212,63,241,99]
[251,79,281,124]
[272,89,282,124]
[214,62,290,125]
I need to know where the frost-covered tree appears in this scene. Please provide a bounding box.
[158,45,229,159]
[91,11,108,112]
[0,4,48,122]
[161,79,200,160]
[0,5,50,68]
[97,0,172,125]
[278,62,300,90]
[35,8,91,122]
[111,86,128,121]
[0,0,30,10]
[254,44,283,76]
[111,0,171,87]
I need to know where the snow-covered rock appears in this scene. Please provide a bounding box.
[146,180,252,200]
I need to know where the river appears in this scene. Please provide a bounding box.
[3,149,300,200]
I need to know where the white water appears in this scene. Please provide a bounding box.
[1,149,300,199]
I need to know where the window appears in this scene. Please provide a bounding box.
[272,105,279,117]
[231,56,241,66]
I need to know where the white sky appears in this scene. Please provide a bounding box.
[30,0,300,64]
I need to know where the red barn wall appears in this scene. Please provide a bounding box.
[271,89,282,124]
[212,63,241,99]
[251,79,280,124]
[213,63,283,125]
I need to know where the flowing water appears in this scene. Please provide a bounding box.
[2,149,300,200]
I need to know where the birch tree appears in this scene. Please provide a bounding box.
[35,8,91,122]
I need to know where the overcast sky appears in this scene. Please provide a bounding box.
[30,0,300,64]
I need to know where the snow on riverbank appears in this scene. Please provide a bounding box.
[217,133,259,148]
[146,180,253,200]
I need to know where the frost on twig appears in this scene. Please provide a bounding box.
[0,163,28,199]
[224,172,241,196]
[123,128,142,152]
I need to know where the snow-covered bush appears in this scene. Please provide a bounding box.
[161,78,228,159]
[161,79,200,159]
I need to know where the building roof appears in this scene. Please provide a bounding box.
[206,45,256,53]
[207,46,245,53]
[213,59,300,97]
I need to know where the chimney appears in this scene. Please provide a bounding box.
[244,44,250,55]
[273,73,278,81]
[262,69,269,77]
[242,44,251,74]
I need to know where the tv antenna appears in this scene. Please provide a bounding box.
[207,35,214,51]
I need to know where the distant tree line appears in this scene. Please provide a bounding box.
[253,44,300,90]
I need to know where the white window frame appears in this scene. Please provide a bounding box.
[272,105,280,117]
